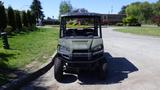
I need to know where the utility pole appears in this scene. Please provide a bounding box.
[111,6,113,14]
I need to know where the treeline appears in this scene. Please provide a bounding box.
[119,0,160,25]
[0,0,44,34]
[0,2,36,34]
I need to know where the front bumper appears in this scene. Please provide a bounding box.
[57,50,104,63]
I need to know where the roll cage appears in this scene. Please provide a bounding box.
[59,13,102,38]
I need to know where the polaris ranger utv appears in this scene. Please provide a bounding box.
[54,13,107,82]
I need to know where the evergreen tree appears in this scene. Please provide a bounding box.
[0,1,7,32]
[118,5,128,14]
[15,11,22,31]
[30,0,44,21]
[8,6,16,30]
[22,11,28,27]
[31,13,36,25]
[27,10,32,26]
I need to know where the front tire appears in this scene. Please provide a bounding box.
[98,59,107,80]
[54,57,63,82]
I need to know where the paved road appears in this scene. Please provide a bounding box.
[22,28,160,90]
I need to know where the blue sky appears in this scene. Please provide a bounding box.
[1,0,158,19]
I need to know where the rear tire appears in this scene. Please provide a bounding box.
[54,57,63,82]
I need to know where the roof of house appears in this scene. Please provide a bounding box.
[61,12,101,18]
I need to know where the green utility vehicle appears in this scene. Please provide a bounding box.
[54,13,107,82]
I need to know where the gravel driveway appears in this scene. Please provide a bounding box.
[22,27,160,90]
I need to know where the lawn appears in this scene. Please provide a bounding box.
[114,26,160,36]
[0,27,59,85]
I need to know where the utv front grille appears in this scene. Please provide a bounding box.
[72,56,91,61]
[72,50,89,53]
[72,52,92,61]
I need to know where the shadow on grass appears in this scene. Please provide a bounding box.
[0,53,15,69]
[0,53,27,86]
[6,27,39,38]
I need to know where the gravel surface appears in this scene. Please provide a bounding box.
[21,27,160,90]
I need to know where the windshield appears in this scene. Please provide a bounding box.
[60,17,101,38]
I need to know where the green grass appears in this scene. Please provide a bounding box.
[0,27,59,69]
[0,27,59,85]
[114,26,160,36]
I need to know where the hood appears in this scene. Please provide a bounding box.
[58,38,103,52]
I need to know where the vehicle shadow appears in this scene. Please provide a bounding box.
[77,52,139,85]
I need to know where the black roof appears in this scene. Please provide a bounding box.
[61,12,101,18]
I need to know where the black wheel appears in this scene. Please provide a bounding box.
[54,57,63,82]
[98,59,107,80]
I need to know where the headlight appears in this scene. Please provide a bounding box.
[58,45,70,53]
[93,45,103,51]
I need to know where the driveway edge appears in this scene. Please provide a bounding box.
[1,51,57,90]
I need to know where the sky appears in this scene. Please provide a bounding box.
[1,0,158,19]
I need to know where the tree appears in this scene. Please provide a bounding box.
[123,16,139,26]
[15,11,22,31]
[59,1,73,16]
[27,10,32,26]
[124,1,154,24]
[22,11,28,27]
[72,8,88,13]
[30,0,44,21]
[122,18,128,26]
[8,6,16,30]
[0,1,7,32]
[140,2,153,23]
[31,13,36,26]
[153,1,160,16]
[118,5,128,14]
[125,3,141,19]
[152,16,160,26]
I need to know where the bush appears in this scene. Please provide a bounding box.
[123,16,141,26]
[54,20,60,25]
[116,23,123,26]
[21,26,29,32]
[43,20,54,25]
[152,16,160,27]
[4,26,12,34]
[128,22,141,26]
[122,18,128,26]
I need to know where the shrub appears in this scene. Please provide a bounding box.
[152,16,160,26]
[123,16,141,26]
[4,26,12,34]
[54,20,60,25]
[21,26,29,32]
[116,23,123,26]
[122,18,128,26]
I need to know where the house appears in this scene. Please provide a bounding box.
[101,14,126,25]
